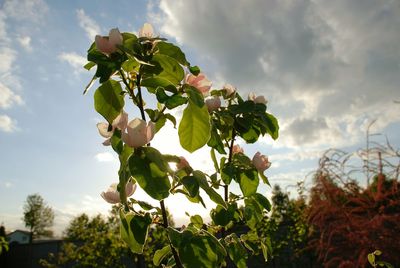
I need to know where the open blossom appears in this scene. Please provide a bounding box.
[176,157,190,170]
[101,181,136,204]
[252,152,271,172]
[185,73,212,95]
[223,84,236,97]
[205,96,221,112]
[232,145,244,154]
[95,28,123,55]
[97,111,128,146]
[248,92,267,104]
[122,118,155,148]
[138,23,154,38]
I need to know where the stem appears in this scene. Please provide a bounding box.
[161,200,183,268]
[136,73,147,121]
[225,128,236,202]
[136,70,183,268]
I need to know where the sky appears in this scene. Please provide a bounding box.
[0,0,399,235]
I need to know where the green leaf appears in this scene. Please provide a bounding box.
[193,170,226,208]
[110,129,123,155]
[178,100,211,153]
[171,229,226,268]
[141,77,178,93]
[83,61,96,70]
[153,245,171,266]
[262,112,279,140]
[128,150,171,200]
[94,80,125,124]
[211,204,236,226]
[120,211,152,254]
[226,234,248,268]
[189,65,201,76]
[210,149,220,173]
[156,42,189,66]
[229,100,255,115]
[259,172,270,186]
[368,253,375,265]
[185,86,205,107]
[252,193,271,211]
[143,54,184,85]
[190,215,204,229]
[130,199,156,211]
[238,169,259,197]
[181,176,200,198]
[207,124,226,154]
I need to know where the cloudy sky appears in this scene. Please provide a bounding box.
[0,0,399,234]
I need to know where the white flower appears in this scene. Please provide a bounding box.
[101,181,136,204]
[185,73,212,95]
[95,28,123,55]
[205,96,221,112]
[138,23,154,38]
[248,92,267,104]
[223,84,236,97]
[96,111,128,146]
[252,152,271,172]
[122,118,155,148]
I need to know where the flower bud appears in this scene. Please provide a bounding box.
[248,92,267,104]
[101,181,136,204]
[122,118,155,148]
[252,152,271,172]
[176,157,190,170]
[232,145,244,154]
[95,28,123,55]
[205,96,221,112]
[223,84,236,97]
[185,73,212,96]
[138,23,154,38]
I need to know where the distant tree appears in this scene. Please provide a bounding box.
[0,225,8,255]
[258,185,313,267]
[23,194,55,239]
[40,205,171,268]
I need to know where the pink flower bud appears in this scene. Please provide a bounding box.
[101,181,136,204]
[95,28,123,55]
[138,23,154,38]
[122,118,155,148]
[176,157,190,170]
[223,84,236,97]
[252,152,271,173]
[232,145,244,154]
[185,73,212,95]
[205,96,221,112]
[248,92,267,104]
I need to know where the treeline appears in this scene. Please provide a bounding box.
[39,144,400,268]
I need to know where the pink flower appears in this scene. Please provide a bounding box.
[122,118,155,148]
[176,157,190,170]
[252,152,271,172]
[205,96,221,112]
[232,145,244,154]
[248,92,267,104]
[95,28,123,55]
[185,73,212,95]
[101,181,136,204]
[138,23,154,38]
[223,84,236,97]
[97,111,128,146]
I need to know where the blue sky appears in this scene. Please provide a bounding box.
[0,0,399,234]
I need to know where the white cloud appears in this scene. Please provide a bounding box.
[2,0,48,23]
[0,82,23,109]
[150,0,400,150]
[95,152,117,162]
[76,9,101,40]
[0,46,16,74]
[17,35,32,51]
[58,52,87,73]
[0,114,17,132]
